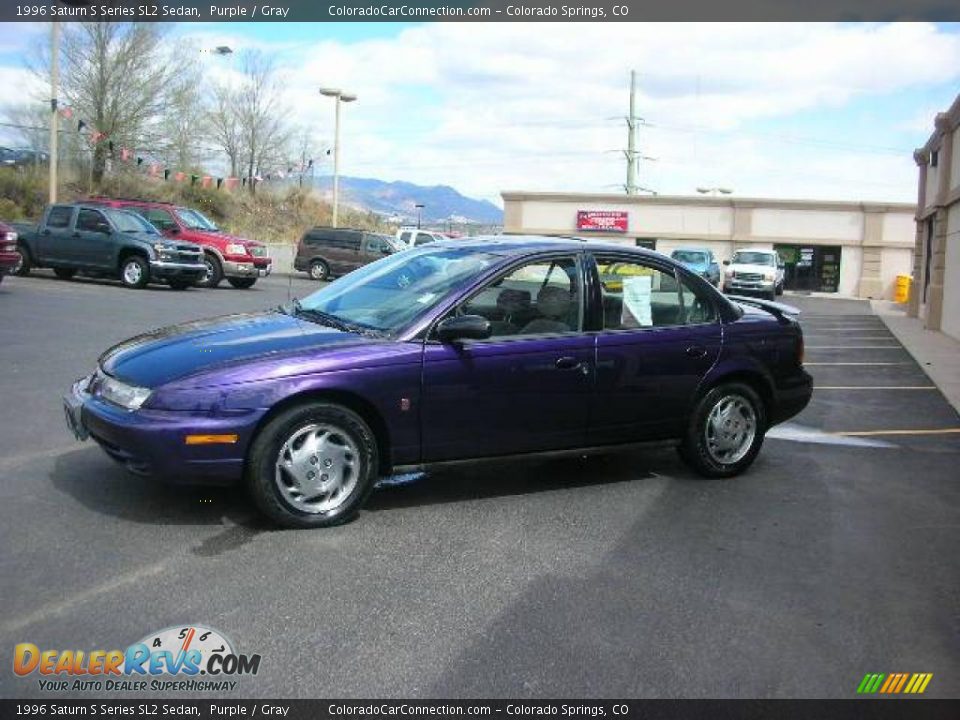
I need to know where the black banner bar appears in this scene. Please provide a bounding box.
[2,700,960,720]
[4,0,960,23]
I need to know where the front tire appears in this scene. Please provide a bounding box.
[679,382,766,478]
[54,267,76,280]
[119,256,149,289]
[246,402,378,529]
[228,277,257,289]
[198,253,223,288]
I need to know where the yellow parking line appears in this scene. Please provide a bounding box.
[832,429,960,437]
[806,345,902,349]
[816,386,936,390]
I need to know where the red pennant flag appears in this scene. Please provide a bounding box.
[225,177,239,190]
[120,147,132,162]
[148,163,160,177]
[174,171,186,182]
[59,106,73,120]
[201,176,212,188]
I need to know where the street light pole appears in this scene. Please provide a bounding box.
[48,21,59,204]
[415,203,424,229]
[319,87,357,229]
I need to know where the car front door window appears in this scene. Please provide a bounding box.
[460,256,582,338]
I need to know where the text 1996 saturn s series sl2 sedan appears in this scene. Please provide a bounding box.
[63,237,813,528]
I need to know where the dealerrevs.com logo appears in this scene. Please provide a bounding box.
[14,625,261,693]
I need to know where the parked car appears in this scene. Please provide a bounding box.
[294,227,398,281]
[396,229,449,248]
[723,249,785,300]
[0,147,48,169]
[0,221,19,284]
[670,248,721,287]
[63,237,812,528]
[12,203,206,289]
[84,198,271,289]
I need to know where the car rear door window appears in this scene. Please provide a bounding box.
[47,206,73,229]
[141,209,177,231]
[596,257,716,329]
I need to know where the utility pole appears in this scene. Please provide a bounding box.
[48,21,60,204]
[625,69,638,195]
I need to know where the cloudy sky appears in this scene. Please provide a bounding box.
[1,21,958,205]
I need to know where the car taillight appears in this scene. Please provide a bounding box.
[4,231,16,243]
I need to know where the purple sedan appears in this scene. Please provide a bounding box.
[63,237,812,528]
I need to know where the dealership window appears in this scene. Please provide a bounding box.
[596,257,715,329]
[634,237,657,250]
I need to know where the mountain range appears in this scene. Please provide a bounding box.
[313,176,503,225]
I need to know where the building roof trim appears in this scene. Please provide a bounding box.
[916,92,960,159]
[500,190,916,214]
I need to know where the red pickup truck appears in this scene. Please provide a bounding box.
[85,198,272,289]
[0,221,19,285]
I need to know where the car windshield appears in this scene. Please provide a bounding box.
[294,247,499,334]
[732,251,776,266]
[175,208,219,231]
[672,250,708,264]
[103,208,159,235]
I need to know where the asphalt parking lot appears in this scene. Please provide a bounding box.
[1,270,958,699]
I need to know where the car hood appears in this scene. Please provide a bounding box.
[99,311,378,388]
[677,260,711,271]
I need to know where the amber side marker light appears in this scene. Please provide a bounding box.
[185,434,239,445]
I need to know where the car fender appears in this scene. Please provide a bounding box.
[694,349,776,415]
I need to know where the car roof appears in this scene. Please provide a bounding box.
[430,234,668,260]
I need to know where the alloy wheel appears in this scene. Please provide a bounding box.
[274,423,360,514]
[704,394,757,465]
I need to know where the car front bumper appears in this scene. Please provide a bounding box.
[726,278,775,293]
[223,259,272,279]
[63,376,266,485]
[149,260,207,281]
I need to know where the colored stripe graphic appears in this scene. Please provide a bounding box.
[856,672,932,694]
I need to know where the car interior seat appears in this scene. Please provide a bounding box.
[519,285,573,335]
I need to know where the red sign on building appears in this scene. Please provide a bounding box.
[576,210,629,233]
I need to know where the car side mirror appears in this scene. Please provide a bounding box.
[722,260,730,266]
[436,314,492,343]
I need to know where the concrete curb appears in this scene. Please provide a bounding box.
[871,300,960,416]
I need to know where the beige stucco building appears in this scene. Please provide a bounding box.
[912,94,960,342]
[501,191,916,300]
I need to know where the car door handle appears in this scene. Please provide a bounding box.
[686,345,708,358]
[555,356,583,371]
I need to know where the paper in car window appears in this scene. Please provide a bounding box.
[622,276,653,328]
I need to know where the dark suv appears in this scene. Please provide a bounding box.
[294,228,397,281]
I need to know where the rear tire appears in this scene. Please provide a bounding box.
[53,267,76,280]
[246,402,378,529]
[679,382,766,478]
[198,253,223,288]
[119,256,149,289]
[775,282,784,296]
[228,277,257,289]
[309,260,329,281]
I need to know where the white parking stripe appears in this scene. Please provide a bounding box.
[816,386,937,390]
[804,362,911,366]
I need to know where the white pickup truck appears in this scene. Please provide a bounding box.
[722,249,785,300]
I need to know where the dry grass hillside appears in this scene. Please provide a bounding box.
[0,168,390,244]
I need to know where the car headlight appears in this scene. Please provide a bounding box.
[764,271,776,281]
[99,373,151,410]
[153,242,177,259]
[225,243,248,256]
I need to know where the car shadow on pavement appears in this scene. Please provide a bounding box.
[49,446,259,528]
[366,446,691,513]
